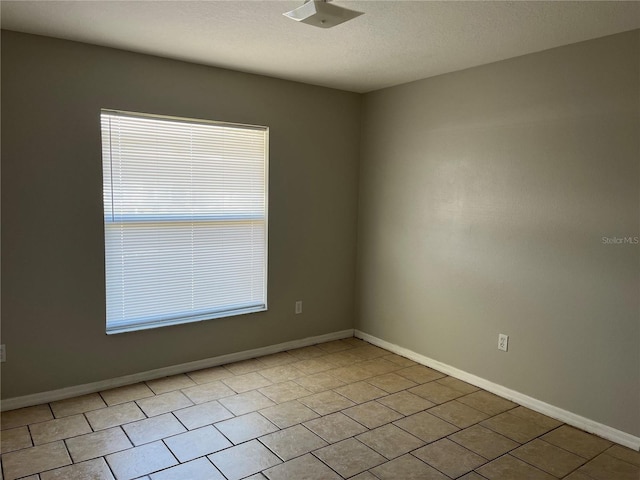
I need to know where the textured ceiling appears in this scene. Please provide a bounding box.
[2,1,639,93]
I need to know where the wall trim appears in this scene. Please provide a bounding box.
[355,329,640,451]
[1,329,355,412]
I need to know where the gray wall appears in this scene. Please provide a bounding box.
[1,31,361,398]
[357,30,640,437]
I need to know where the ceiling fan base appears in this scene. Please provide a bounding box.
[283,1,364,29]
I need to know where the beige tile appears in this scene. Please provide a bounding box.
[224,358,264,375]
[145,374,195,394]
[396,365,446,384]
[86,402,145,431]
[561,472,594,480]
[413,438,487,478]
[214,412,279,444]
[315,339,353,353]
[40,458,114,480]
[377,390,435,415]
[1,426,32,453]
[106,441,178,480]
[449,424,519,460]
[298,390,355,415]
[356,424,424,459]
[258,381,311,403]
[173,400,233,430]
[329,365,374,383]
[323,350,363,367]
[428,400,489,428]
[366,373,417,393]
[100,383,154,406]
[343,401,403,429]
[350,472,379,480]
[393,411,459,443]
[50,394,106,418]
[435,376,479,394]
[180,381,234,405]
[313,438,385,478]
[578,453,640,480]
[293,372,346,393]
[456,390,518,416]
[334,381,386,403]
[219,390,276,416]
[136,390,194,417]
[259,424,327,461]
[349,345,388,360]
[259,400,319,429]
[606,444,640,467]
[209,439,281,480]
[382,353,418,367]
[358,358,400,377]
[258,365,304,383]
[30,414,91,445]
[481,412,552,443]
[512,438,587,477]
[150,457,224,480]
[370,453,449,480]
[341,337,368,348]
[292,358,336,375]
[2,441,71,480]
[122,413,186,446]
[303,412,367,443]
[508,406,562,430]
[186,366,234,384]
[458,473,488,480]
[65,427,132,463]
[476,454,556,480]
[263,453,341,480]
[541,425,612,459]
[164,425,231,462]
[256,351,297,368]
[409,382,465,404]
[223,372,272,393]
[287,345,326,360]
[1,405,53,430]
[246,475,268,480]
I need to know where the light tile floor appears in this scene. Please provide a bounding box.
[1,337,638,480]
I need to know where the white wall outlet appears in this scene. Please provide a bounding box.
[498,334,509,352]
[0,344,6,362]
[295,300,303,315]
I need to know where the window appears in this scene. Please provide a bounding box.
[101,110,268,334]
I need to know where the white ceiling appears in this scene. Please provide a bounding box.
[2,1,639,93]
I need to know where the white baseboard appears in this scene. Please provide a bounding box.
[355,329,640,451]
[1,329,355,412]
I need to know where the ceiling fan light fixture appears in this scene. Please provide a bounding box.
[283,0,364,29]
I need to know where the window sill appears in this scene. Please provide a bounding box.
[106,305,267,335]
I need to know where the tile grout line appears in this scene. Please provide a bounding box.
[310,447,359,480]
[102,453,118,480]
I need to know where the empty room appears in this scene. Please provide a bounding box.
[1,1,639,479]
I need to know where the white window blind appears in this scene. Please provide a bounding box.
[101,110,268,334]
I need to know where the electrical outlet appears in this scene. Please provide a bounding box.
[295,300,303,315]
[0,344,5,362]
[498,334,509,352]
